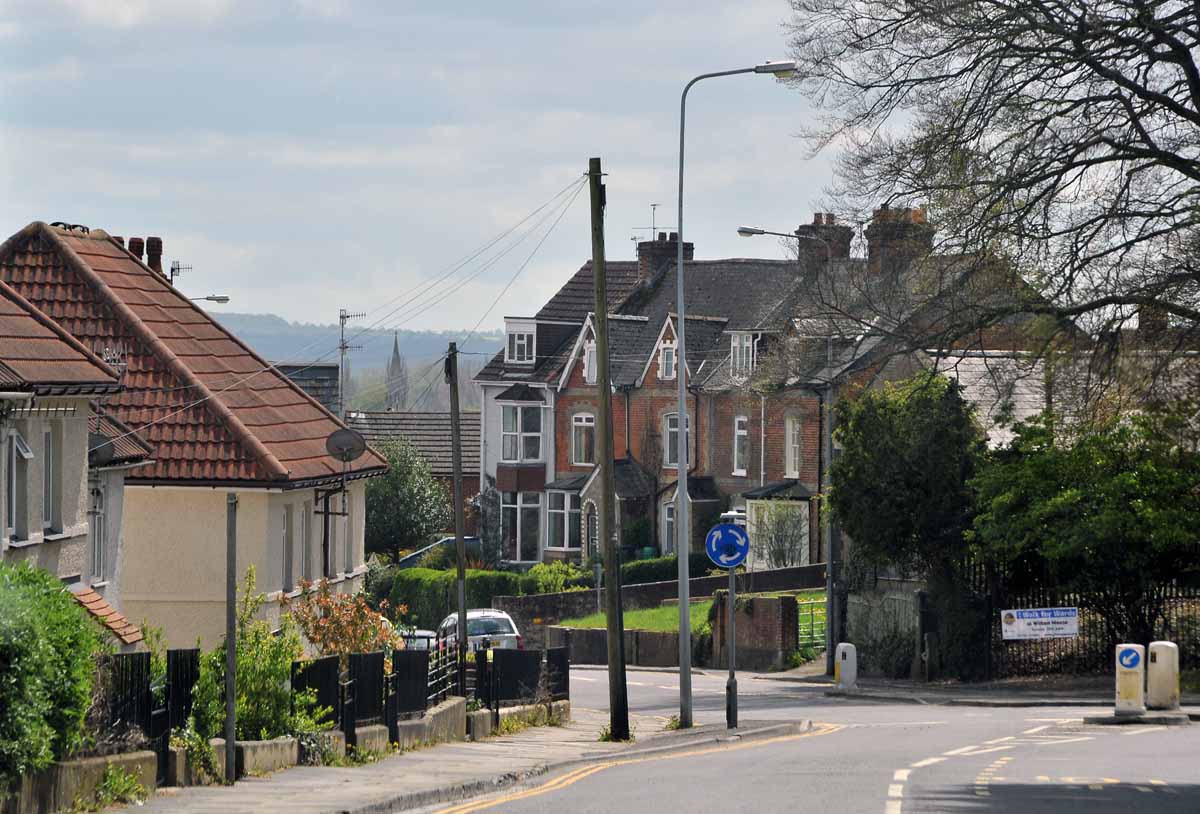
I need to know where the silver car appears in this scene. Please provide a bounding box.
[437,609,523,652]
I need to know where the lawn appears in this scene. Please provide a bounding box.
[559,590,826,636]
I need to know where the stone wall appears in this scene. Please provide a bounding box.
[3,751,156,814]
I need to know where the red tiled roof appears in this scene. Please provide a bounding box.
[0,277,119,393]
[0,222,387,485]
[71,586,144,646]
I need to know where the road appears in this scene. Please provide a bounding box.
[415,667,1200,813]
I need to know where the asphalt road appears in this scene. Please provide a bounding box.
[415,667,1200,814]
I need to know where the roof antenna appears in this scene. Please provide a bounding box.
[169,260,192,286]
[629,204,677,256]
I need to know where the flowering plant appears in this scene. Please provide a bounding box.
[283,579,410,663]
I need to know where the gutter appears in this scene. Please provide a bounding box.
[0,392,33,401]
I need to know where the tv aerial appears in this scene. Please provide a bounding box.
[325,427,367,499]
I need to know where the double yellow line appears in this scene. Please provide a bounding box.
[434,723,844,814]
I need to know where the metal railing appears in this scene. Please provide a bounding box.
[797,599,828,648]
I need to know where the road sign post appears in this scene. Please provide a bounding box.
[706,523,749,730]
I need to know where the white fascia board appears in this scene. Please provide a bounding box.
[557,315,595,392]
[637,316,677,387]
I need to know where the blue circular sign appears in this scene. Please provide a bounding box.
[1118,647,1141,669]
[705,524,750,569]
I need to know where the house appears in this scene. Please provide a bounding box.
[0,222,388,647]
[0,277,152,649]
[347,410,481,533]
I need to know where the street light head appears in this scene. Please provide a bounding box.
[754,59,798,78]
[737,226,765,237]
[209,295,231,304]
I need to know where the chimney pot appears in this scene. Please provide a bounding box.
[825,213,837,225]
[669,231,679,241]
[813,212,825,226]
[638,231,693,282]
[111,235,125,248]
[658,231,667,242]
[128,237,145,260]
[146,236,164,274]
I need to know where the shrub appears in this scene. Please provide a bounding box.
[0,562,103,793]
[283,578,407,663]
[386,568,524,629]
[859,630,915,679]
[524,562,588,595]
[620,554,711,586]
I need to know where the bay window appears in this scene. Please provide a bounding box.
[733,415,749,476]
[548,492,582,549]
[572,413,595,465]
[502,491,541,561]
[501,404,542,462]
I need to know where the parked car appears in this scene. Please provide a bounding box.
[395,535,482,569]
[402,629,438,650]
[436,609,523,651]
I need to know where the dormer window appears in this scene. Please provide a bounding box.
[731,333,755,377]
[505,319,536,364]
[659,342,676,380]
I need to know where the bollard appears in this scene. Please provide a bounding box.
[835,642,857,690]
[1114,643,1146,716]
[1147,641,1181,711]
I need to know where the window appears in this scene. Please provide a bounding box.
[659,343,676,380]
[300,501,312,581]
[506,331,535,363]
[322,493,338,578]
[344,491,354,572]
[731,333,755,377]
[42,430,58,531]
[501,404,542,462]
[584,341,597,384]
[572,413,595,465]
[502,491,541,561]
[663,413,690,468]
[282,505,294,592]
[785,417,802,478]
[548,492,582,549]
[6,431,32,541]
[89,483,106,580]
[733,415,749,476]
[663,502,676,555]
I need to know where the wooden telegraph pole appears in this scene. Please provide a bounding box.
[447,342,468,694]
[589,156,630,739]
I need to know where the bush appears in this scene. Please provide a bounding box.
[387,568,524,629]
[620,554,711,586]
[0,562,103,793]
[859,629,914,679]
[524,562,590,594]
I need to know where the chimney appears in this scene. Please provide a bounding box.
[794,211,854,266]
[866,205,934,275]
[636,230,694,282]
[128,237,145,262]
[110,235,125,248]
[146,236,163,274]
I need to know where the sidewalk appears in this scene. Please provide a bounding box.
[140,707,786,814]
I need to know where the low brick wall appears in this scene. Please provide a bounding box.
[548,626,703,668]
[497,564,826,648]
[352,725,390,756]
[711,593,799,672]
[3,750,156,814]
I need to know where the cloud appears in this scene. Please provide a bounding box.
[53,0,234,28]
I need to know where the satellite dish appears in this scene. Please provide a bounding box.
[326,428,366,463]
[88,432,115,468]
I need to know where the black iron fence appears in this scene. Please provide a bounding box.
[291,655,341,722]
[348,652,386,728]
[97,651,153,737]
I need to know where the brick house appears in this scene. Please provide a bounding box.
[0,222,388,646]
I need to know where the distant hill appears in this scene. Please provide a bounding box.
[211,312,503,371]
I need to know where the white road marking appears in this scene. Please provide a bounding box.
[911,757,946,768]
[893,770,911,782]
[984,736,1015,744]
[1022,725,1052,734]
[572,676,598,682]
[656,685,676,691]
[887,784,904,798]
[942,745,982,755]
[884,801,902,814]
[956,745,1015,756]
[1123,726,1165,737]
[627,681,648,687]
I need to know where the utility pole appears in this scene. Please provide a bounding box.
[446,342,469,695]
[224,493,238,783]
[589,156,629,740]
[823,336,838,675]
[338,308,365,419]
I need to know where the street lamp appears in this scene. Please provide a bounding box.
[191,295,231,304]
[674,58,796,730]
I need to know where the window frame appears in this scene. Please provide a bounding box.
[42,429,56,531]
[6,431,32,541]
[663,412,689,469]
[546,491,582,550]
[659,342,677,380]
[500,403,543,463]
[571,412,596,466]
[785,416,801,478]
[89,482,106,581]
[663,502,676,555]
[730,332,756,378]
[300,500,312,582]
[282,504,294,593]
[505,322,537,365]
[583,340,597,384]
[732,415,749,477]
[502,490,542,562]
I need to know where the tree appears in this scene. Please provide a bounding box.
[365,439,451,562]
[785,1,1200,390]
[830,372,985,575]
[971,411,1200,645]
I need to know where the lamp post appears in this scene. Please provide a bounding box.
[737,224,838,676]
[674,59,796,730]
[191,295,231,304]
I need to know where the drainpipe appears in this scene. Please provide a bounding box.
[622,386,632,458]
[759,393,766,487]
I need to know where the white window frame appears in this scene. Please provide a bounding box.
[731,332,756,378]
[501,403,543,462]
[282,505,294,593]
[663,502,676,555]
[505,320,537,364]
[89,482,106,581]
[571,413,596,466]
[659,342,677,380]
[6,431,32,541]
[583,341,597,384]
[502,491,542,562]
[546,491,582,550]
[663,413,689,469]
[42,429,56,531]
[785,416,802,478]
[733,415,749,477]
[344,490,354,573]
[300,500,312,582]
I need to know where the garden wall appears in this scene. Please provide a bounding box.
[845,578,924,679]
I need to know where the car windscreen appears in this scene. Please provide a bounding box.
[467,617,515,636]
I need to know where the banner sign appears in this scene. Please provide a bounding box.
[1000,607,1079,640]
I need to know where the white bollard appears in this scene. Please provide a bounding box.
[835,642,857,690]
[1147,641,1181,710]
[1114,643,1146,716]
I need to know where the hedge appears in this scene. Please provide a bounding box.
[620,554,713,586]
[0,562,103,794]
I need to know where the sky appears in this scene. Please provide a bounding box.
[0,0,837,333]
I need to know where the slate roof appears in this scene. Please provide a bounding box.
[71,585,143,646]
[0,277,119,394]
[494,383,545,402]
[536,260,642,322]
[89,407,154,467]
[275,362,340,415]
[613,458,655,499]
[0,222,387,485]
[742,480,814,500]
[347,411,480,479]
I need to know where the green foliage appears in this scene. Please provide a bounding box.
[524,562,590,595]
[563,600,714,635]
[971,412,1200,644]
[74,763,146,811]
[859,630,914,679]
[365,439,452,562]
[191,567,327,742]
[172,723,219,784]
[386,567,524,629]
[621,516,651,550]
[0,562,103,793]
[831,373,984,574]
[619,553,711,586]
